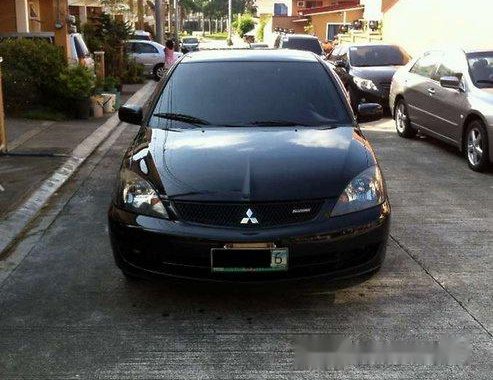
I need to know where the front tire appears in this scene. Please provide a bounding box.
[394,99,416,138]
[465,120,490,172]
[153,64,166,81]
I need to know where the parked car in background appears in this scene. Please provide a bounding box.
[125,40,167,80]
[0,32,94,69]
[131,30,152,41]
[180,37,199,53]
[327,44,411,111]
[274,34,323,56]
[390,48,493,172]
[249,43,269,49]
[111,50,389,282]
[69,33,94,68]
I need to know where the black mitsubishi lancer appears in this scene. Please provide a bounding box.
[108,49,390,282]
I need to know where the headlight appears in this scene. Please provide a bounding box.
[353,76,378,92]
[118,168,168,218]
[331,166,386,217]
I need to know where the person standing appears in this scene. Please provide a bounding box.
[164,39,183,70]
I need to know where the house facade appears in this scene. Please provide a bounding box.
[296,0,493,55]
[68,1,103,25]
[0,0,103,56]
[382,0,493,55]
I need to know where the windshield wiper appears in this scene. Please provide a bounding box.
[153,112,211,126]
[476,79,493,84]
[316,125,342,130]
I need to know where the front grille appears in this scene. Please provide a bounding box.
[172,200,324,227]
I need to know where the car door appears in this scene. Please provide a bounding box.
[427,51,468,143]
[405,51,442,129]
[132,42,161,71]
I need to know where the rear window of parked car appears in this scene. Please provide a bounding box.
[281,38,323,55]
[349,45,410,67]
[150,61,351,127]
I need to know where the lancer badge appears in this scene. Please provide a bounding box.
[241,208,258,224]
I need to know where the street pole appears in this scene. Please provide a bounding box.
[0,57,6,153]
[155,0,163,44]
[227,0,232,46]
[174,0,179,48]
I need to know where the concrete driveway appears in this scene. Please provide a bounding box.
[0,117,491,378]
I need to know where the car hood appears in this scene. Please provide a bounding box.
[351,65,402,83]
[128,126,374,202]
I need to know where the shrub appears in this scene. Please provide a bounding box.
[103,76,121,91]
[122,59,145,84]
[256,16,269,42]
[0,39,66,114]
[233,14,255,38]
[59,65,95,100]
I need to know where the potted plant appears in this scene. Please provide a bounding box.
[104,76,122,110]
[59,65,95,119]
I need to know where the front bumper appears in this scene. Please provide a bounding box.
[108,201,390,282]
[352,85,391,108]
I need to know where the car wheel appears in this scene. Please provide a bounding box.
[394,99,416,138]
[153,64,166,81]
[465,120,490,172]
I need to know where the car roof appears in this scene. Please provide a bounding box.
[462,47,493,54]
[339,42,400,48]
[283,34,319,40]
[127,39,163,47]
[417,45,493,55]
[181,49,320,63]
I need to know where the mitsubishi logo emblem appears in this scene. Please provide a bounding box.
[241,208,258,224]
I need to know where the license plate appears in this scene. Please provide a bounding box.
[211,247,288,273]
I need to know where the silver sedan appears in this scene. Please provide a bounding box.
[389,47,493,171]
[125,40,183,80]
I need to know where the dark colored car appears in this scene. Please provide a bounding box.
[327,44,411,110]
[274,34,324,56]
[181,37,199,53]
[390,48,493,172]
[109,50,390,282]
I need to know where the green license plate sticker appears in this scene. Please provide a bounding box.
[212,248,289,272]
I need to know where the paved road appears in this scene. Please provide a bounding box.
[0,117,491,378]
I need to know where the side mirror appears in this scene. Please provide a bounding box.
[335,60,347,69]
[440,76,461,90]
[357,103,383,123]
[119,105,143,125]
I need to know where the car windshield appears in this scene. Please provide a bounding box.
[149,61,351,128]
[349,45,410,67]
[183,38,198,44]
[467,51,493,88]
[282,38,323,55]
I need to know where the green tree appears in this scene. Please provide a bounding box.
[233,13,255,37]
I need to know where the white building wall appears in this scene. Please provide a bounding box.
[255,0,292,16]
[383,0,493,56]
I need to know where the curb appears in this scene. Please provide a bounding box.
[0,81,156,257]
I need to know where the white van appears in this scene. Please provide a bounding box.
[68,33,94,69]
